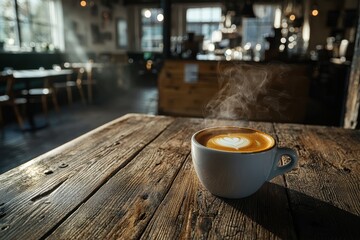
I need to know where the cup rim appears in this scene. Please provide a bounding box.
[191,126,276,154]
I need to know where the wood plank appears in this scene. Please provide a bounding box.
[45,118,281,239]
[158,60,236,118]
[0,114,174,239]
[344,3,360,129]
[158,87,217,117]
[46,117,205,239]
[159,60,309,122]
[141,157,295,240]
[1,114,358,239]
[0,114,165,200]
[140,120,296,239]
[273,123,360,239]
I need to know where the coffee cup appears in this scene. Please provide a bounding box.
[191,126,298,198]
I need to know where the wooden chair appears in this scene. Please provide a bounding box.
[54,63,95,105]
[0,74,26,128]
[78,63,97,104]
[53,70,86,105]
[21,77,60,117]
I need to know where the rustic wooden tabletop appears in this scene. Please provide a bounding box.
[0,113,359,239]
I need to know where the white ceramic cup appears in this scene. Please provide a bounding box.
[191,126,298,199]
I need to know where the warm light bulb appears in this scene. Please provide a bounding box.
[225,49,232,56]
[157,14,164,22]
[208,43,215,52]
[144,9,151,18]
[274,8,281,28]
[80,0,87,7]
[312,9,319,16]
[289,14,296,21]
[244,42,251,51]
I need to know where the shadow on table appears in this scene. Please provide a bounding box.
[223,182,360,239]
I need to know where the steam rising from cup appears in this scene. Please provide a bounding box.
[204,63,291,121]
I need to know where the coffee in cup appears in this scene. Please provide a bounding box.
[191,126,298,198]
[195,127,275,153]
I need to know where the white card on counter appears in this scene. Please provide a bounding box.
[184,64,199,83]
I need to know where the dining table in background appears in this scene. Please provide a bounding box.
[0,113,359,239]
[11,69,73,130]
[12,69,73,80]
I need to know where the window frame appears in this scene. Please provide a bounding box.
[185,6,222,41]
[0,0,63,52]
[116,18,128,49]
[242,4,280,48]
[140,8,163,52]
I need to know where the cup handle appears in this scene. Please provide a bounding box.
[267,147,298,180]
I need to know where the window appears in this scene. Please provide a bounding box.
[186,7,222,41]
[116,18,127,49]
[141,8,163,52]
[242,4,279,51]
[0,0,63,52]
[0,0,18,49]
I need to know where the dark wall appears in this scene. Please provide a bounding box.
[0,53,66,70]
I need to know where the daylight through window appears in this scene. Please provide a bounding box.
[0,0,63,52]
[141,8,163,52]
[186,7,222,41]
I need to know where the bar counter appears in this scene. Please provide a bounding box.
[0,113,359,239]
[158,59,310,123]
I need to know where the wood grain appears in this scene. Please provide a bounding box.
[140,156,296,240]
[46,118,291,240]
[1,114,359,239]
[46,117,204,239]
[344,4,360,129]
[158,60,309,123]
[0,114,174,239]
[274,123,360,239]
[140,120,296,240]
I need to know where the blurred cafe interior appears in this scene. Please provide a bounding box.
[0,0,359,172]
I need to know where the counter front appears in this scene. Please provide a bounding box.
[158,60,310,123]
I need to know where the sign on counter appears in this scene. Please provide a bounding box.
[184,63,199,83]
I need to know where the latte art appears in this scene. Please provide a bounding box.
[211,135,250,150]
[195,127,275,153]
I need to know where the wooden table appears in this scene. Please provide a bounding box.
[0,114,359,239]
[12,69,73,130]
[12,69,73,80]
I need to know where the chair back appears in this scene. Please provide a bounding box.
[76,67,85,83]
[0,73,16,100]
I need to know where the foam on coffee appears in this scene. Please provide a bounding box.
[196,127,275,153]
